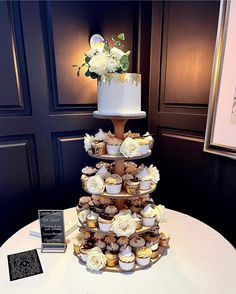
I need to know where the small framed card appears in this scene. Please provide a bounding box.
[38,210,67,253]
[8,249,43,281]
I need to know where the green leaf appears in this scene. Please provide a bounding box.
[77,69,80,77]
[90,72,99,79]
[85,69,90,77]
[117,33,125,41]
[104,44,111,52]
[85,56,91,63]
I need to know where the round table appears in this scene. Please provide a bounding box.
[0,208,235,294]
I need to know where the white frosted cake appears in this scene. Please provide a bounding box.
[96,73,146,116]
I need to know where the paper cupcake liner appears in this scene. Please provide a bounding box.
[142,217,156,227]
[107,145,121,155]
[98,222,112,232]
[119,260,135,271]
[106,183,122,194]
[140,180,152,190]
[136,256,151,266]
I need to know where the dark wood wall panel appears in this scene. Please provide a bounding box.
[162,1,219,106]
[40,1,138,111]
[0,2,30,115]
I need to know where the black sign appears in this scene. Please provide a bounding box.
[38,210,65,244]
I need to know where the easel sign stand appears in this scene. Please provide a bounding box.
[38,210,67,253]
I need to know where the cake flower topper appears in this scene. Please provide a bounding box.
[73,33,130,79]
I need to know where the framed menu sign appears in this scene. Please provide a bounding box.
[38,210,67,253]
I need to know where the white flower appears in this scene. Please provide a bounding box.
[106,57,119,72]
[84,133,94,152]
[88,53,108,75]
[148,164,160,184]
[86,48,97,58]
[86,175,105,195]
[120,137,140,158]
[111,214,136,237]
[154,205,167,223]
[86,247,107,271]
[110,47,126,60]
[78,209,90,223]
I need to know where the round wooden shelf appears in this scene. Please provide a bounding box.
[84,184,157,199]
[88,150,152,161]
[74,252,165,273]
[79,221,158,236]
[93,111,146,120]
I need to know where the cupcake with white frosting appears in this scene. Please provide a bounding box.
[141,204,156,227]
[118,246,135,271]
[86,211,99,228]
[146,241,159,259]
[96,166,111,179]
[136,246,152,266]
[105,174,122,194]
[136,165,152,190]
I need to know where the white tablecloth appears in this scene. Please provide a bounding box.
[0,208,235,294]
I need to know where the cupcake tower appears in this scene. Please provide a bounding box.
[74,113,170,272]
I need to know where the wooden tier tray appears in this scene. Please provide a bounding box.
[88,150,152,161]
[93,111,146,120]
[74,249,167,273]
[84,184,156,199]
[79,221,158,236]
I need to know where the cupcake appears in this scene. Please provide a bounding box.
[96,166,111,179]
[129,236,146,250]
[136,165,152,190]
[117,236,129,247]
[141,204,156,227]
[135,138,150,155]
[159,232,170,247]
[122,174,134,186]
[144,232,160,243]
[146,241,159,259]
[149,225,160,235]
[93,231,105,241]
[105,251,118,267]
[130,204,141,214]
[105,174,122,194]
[78,209,90,224]
[136,246,152,266]
[99,197,114,206]
[98,214,113,232]
[95,240,107,252]
[106,242,119,253]
[77,196,91,210]
[73,238,81,254]
[82,166,97,176]
[118,246,135,271]
[124,162,138,175]
[80,174,89,190]
[96,161,110,169]
[104,205,118,216]
[95,129,105,141]
[80,243,94,263]
[91,141,106,155]
[104,235,117,245]
[86,211,99,228]
[125,179,140,195]
[106,138,123,155]
[142,132,154,148]
[132,213,142,230]
[124,131,140,139]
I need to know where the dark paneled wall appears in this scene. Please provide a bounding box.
[149,1,235,246]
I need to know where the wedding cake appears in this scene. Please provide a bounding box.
[73,33,169,272]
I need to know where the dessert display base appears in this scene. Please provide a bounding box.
[74,248,168,273]
[88,149,152,161]
[83,184,156,199]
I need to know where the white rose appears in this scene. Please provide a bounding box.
[148,164,160,184]
[86,48,97,58]
[120,137,140,158]
[78,209,90,223]
[86,247,107,271]
[106,57,119,72]
[111,214,136,237]
[84,133,94,152]
[110,47,126,60]
[89,53,108,75]
[154,205,167,223]
[86,175,105,194]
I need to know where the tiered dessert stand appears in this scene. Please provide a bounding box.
[76,112,168,272]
